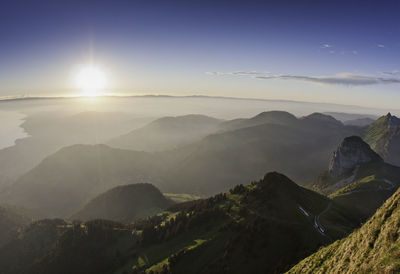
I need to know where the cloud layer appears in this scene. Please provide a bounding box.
[255,74,400,86]
[207,71,400,86]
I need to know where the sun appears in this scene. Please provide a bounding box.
[74,65,107,96]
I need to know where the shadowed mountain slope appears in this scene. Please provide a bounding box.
[71,183,173,223]
[0,205,31,248]
[3,144,167,218]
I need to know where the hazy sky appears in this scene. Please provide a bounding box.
[1,0,400,108]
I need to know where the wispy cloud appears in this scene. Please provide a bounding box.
[321,44,332,48]
[255,73,400,86]
[207,71,400,86]
[378,44,385,48]
[206,71,267,76]
[381,70,400,76]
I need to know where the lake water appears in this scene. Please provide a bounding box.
[0,111,29,149]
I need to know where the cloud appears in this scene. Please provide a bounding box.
[255,73,400,86]
[208,70,400,86]
[321,44,332,48]
[381,70,400,76]
[206,71,267,76]
[378,44,385,48]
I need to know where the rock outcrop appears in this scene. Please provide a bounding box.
[328,136,382,176]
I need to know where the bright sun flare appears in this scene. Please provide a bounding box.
[74,65,107,96]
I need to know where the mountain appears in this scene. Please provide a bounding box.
[71,183,173,223]
[343,117,375,127]
[0,111,153,189]
[313,136,400,221]
[328,136,383,177]
[3,144,167,218]
[302,112,344,128]
[288,187,400,273]
[0,172,358,274]
[218,111,298,131]
[324,112,378,123]
[364,112,400,166]
[3,112,362,217]
[108,115,221,151]
[165,112,361,194]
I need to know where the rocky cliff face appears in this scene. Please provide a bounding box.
[328,136,383,176]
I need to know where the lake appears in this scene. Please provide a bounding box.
[0,111,29,149]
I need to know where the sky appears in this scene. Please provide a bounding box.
[0,0,400,108]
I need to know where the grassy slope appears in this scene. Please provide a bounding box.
[329,163,400,221]
[364,115,389,152]
[0,173,359,274]
[163,193,202,203]
[312,161,400,222]
[288,188,400,273]
[116,173,357,274]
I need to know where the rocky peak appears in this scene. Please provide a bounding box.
[385,113,400,128]
[329,136,383,176]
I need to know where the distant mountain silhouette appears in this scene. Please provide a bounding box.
[165,112,361,194]
[218,110,297,131]
[108,114,221,152]
[3,111,364,218]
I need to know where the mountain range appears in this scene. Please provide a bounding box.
[2,111,364,218]
[1,110,400,273]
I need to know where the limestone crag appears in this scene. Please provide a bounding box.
[328,136,382,176]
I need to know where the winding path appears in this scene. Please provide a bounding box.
[314,201,332,237]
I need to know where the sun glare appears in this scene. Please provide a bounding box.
[74,65,107,96]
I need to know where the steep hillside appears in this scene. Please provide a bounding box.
[288,188,400,273]
[108,115,221,151]
[365,113,400,166]
[313,136,400,221]
[0,172,358,274]
[4,144,167,218]
[71,184,173,223]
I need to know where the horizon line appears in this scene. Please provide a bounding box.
[0,93,397,113]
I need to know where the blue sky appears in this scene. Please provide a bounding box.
[0,0,399,108]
